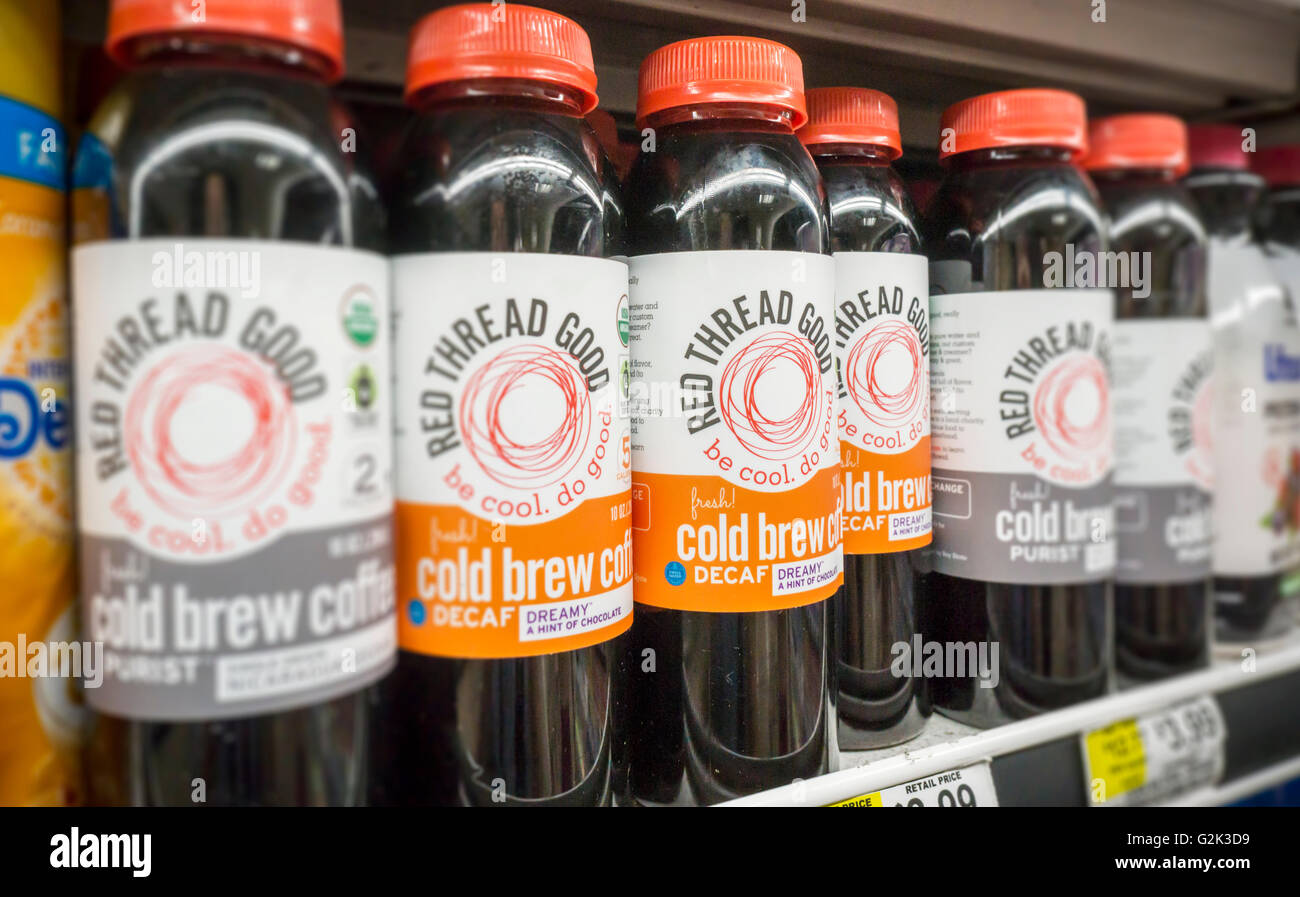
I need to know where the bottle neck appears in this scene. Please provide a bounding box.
[807,143,895,165]
[946,144,1077,171]
[1088,166,1182,184]
[410,78,588,117]
[641,103,798,134]
[119,33,336,83]
[1183,166,1265,239]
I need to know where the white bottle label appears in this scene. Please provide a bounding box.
[628,250,843,611]
[73,239,395,720]
[1212,241,1300,576]
[1112,319,1213,584]
[833,252,932,554]
[929,288,1116,583]
[392,252,633,658]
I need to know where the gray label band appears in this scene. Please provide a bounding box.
[1115,484,1212,584]
[932,470,1114,584]
[80,515,395,720]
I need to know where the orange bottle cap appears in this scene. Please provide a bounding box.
[939,88,1087,161]
[405,3,598,112]
[800,87,902,158]
[1084,114,1189,175]
[636,36,806,128]
[106,0,344,82]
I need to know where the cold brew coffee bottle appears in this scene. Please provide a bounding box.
[618,37,839,804]
[922,89,1114,727]
[72,0,394,805]
[1084,115,1212,682]
[1255,145,1300,628]
[800,88,930,748]
[377,4,630,807]
[1185,126,1299,645]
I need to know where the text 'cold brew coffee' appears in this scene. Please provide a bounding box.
[922,89,1115,726]
[72,0,395,805]
[378,3,631,806]
[799,88,930,747]
[1186,126,1300,646]
[619,37,840,804]
[1084,115,1213,682]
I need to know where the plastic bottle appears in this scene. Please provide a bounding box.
[71,0,394,805]
[1185,126,1299,646]
[377,3,630,807]
[0,0,83,806]
[1254,145,1300,626]
[1084,114,1212,682]
[921,89,1114,727]
[619,36,839,804]
[799,87,929,748]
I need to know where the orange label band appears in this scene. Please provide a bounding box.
[397,493,633,658]
[840,435,932,553]
[631,467,843,612]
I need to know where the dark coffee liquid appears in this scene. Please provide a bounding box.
[616,116,831,804]
[74,59,384,806]
[1185,167,1292,643]
[1092,168,1211,682]
[921,147,1112,727]
[373,89,624,806]
[813,145,928,746]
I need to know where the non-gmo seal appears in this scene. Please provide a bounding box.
[341,285,380,347]
[617,292,630,347]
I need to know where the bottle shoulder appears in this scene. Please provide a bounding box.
[1094,180,1208,318]
[924,161,1105,256]
[390,105,623,257]
[74,67,384,249]
[818,161,921,254]
[625,127,827,254]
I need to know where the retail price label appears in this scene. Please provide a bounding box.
[1082,695,1226,807]
[827,762,999,807]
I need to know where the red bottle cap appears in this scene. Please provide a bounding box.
[1187,124,1251,171]
[405,3,598,112]
[1253,144,1300,187]
[636,36,806,128]
[106,0,344,82]
[939,88,1087,161]
[1083,114,1189,175]
[799,87,902,158]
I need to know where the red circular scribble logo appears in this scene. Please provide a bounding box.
[717,331,823,461]
[845,320,927,436]
[125,346,298,519]
[459,344,591,489]
[1031,355,1110,465]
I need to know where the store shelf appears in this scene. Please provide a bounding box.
[63,0,1300,145]
[724,635,1300,806]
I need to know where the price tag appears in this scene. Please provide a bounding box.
[827,762,999,807]
[1082,695,1226,807]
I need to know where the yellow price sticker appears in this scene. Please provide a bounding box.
[828,791,884,807]
[1084,719,1147,803]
